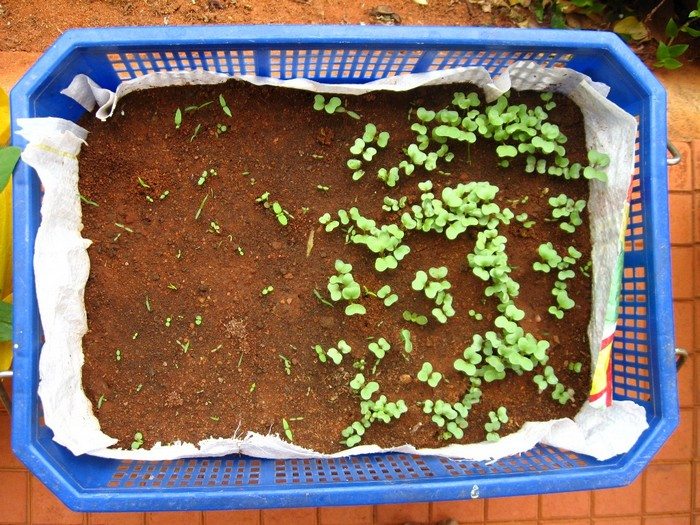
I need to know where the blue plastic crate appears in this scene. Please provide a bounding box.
[10,26,677,511]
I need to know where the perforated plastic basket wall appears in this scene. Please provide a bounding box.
[10,26,677,511]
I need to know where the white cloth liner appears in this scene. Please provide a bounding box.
[18,61,646,462]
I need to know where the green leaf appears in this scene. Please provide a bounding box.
[313,94,325,111]
[656,57,683,70]
[325,97,342,113]
[0,301,11,341]
[656,41,671,60]
[665,18,679,39]
[345,304,366,316]
[682,26,700,37]
[667,43,689,58]
[0,147,21,191]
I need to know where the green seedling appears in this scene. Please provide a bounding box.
[360,381,379,400]
[368,338,390,360]
[195,194,209,220]
[279,354,292,376]
[80,194,99,207]
[376,285,398,306]
[549,193,586,233]
[568,361,583,373]
[552,383,575,404]
[533,365,559,393]
[97,395,106,409]
[454,335,485,377]
[198,168,217,186]
[468,309,483,321]
[219,94,232,117]
[145,295,152,312]
[282,418,293,441]
[249,382,256,393]
[382,196,408,212]
[484,408,508,442]
[208,220,221,234]
[261,285,274,296]
[403,310,428,326]
[131,432,144,450]
[189,124,202,142]
[164,316,172,327]
[216,123,228,136]
[174,108,182,129]
[412,267,455,324]
[327,259,366,316]
[312,94,360,119]
[400,329,413,355]
[417,362,442,387]
[583,150,610,182]
[316,184,330,192]
[312,288,334,308]
[184,100,213,113]
[194,315,203,326]
[115,349,122,362]
[176,339,191,353]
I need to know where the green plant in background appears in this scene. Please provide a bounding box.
[655,2,700,70]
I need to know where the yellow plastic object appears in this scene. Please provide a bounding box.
[0,88,8,145]
[0,87,12,371]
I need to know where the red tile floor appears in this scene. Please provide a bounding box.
[0,63,698,525]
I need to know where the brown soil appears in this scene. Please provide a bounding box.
[0,0,664,65]
[0,1,497,53]
[78,80,592,453]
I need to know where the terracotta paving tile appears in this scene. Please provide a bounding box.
[261,508,317,525]
[644,463,692,514]
[669,193,694,245]
[592,474,643,516]
[592,518,642,525]
[30,476,84,525]
[668,142,693,191]
[643,515,692,524]
[694,246,700,297]
[487,521,537,525]
[676,353,693,408]
[0,470,28,524]
[540,490,590,519]
[203,510,260,525]
[695,462,700,510]
[485,495,538,521]
[318,505,372,525]
[146,512,202,525]
[672,247,694,300]
[673,301,694,351]
[694,193,700,244]
[89,513,145,525]
[655,407,693,461]
[692,141,700,191]
[0,411,23,469]
[374,502,429,524]
[431,499,484,523]
[540,518,591,525]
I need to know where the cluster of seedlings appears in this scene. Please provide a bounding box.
[303,88,607,448]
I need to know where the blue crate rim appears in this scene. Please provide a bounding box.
[10,25,677,511]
